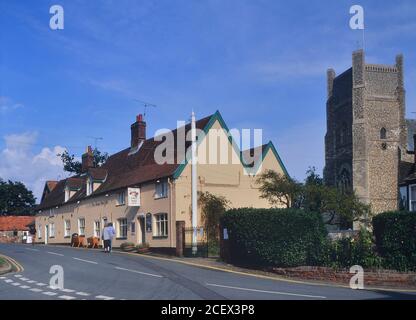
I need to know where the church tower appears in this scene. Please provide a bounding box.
[324,50,411,216]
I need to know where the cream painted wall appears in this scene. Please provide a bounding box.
[174,119,286,229]
[35,182,173,248]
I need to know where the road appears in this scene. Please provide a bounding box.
[0,243,415,300]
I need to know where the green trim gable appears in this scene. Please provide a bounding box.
[172,110,289,179]
[264,141,290,178]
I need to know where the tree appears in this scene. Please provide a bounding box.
[255,170,303,208]
[198,191,230,240]
[0,178,37,215]
[255,168,371,228]
[58,148,109,174]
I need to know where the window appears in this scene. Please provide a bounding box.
[94,220,101,238]
[117,191,126,205]
[78,218,86,235]
[380,127,387,139]
[38,224,42,239]
[49,223,55,238]
[64,220,71,237]
[86,179,93,196]
[118,218,127,238]
[131,222,136,234]
[155,181,168,199]
[65,188,70,202]
[410,185,416,212]
[400,186,408,211]
[154,213,168,237]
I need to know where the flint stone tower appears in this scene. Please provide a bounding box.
[324,50,412,217]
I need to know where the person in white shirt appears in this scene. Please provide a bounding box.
[102,222,116,253]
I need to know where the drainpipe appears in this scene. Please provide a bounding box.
[191,111,198,255]
[168,177,174,249]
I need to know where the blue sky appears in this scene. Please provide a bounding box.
[1,0,416,200]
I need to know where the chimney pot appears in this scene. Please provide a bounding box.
[131,115,146,150]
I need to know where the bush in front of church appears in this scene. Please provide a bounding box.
[221,208,328,267]
[325,228,383,269]
[373,211,416,271]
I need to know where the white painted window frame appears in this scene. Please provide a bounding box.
[409,184,416,212]
[64,220,71,237]
[78,218,86,236]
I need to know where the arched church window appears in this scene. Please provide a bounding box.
[380,127,387,139]
[337,168,351,194]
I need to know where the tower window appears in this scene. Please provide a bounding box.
[380,127,387,139]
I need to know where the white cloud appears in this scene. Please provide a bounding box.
[0,96,24,113]
[0,132,68,202]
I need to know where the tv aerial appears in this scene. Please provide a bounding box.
[133,99,157,119]
[88,136,103,149]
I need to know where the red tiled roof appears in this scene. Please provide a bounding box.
[0,216,35,231]
[37,113,213,210]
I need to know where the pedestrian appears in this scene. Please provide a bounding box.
[29,225,36,246]
[102,222,116,253]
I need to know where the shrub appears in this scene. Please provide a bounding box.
[221,208,328,267]
[120,242,136,252]
[326,228,382,269]
[373,211,416,271]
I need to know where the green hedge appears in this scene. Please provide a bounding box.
[373,211,416,271]
[221,208,328,267]
[324,228,382,269]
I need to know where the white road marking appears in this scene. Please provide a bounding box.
[4,279,13,283]
[75,292,90,296]
[30,288,43,293]
[0,276,6,279]
[95,295,114,300]
[42,291,58,296]
[115,266,163,278]
[73,257,97,264]
[14,275,22,278]
[47,251,64,257]
[48,286,63,290]
[36,282,47,286]
[205,283,327,299]
[27,280,36,284]
[11,282,21,286]
[59,295,76,300]
[25,248,39,252]
[20,285,31,289]
[20,277,29,281]
[61,288,75,293]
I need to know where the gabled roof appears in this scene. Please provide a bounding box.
[0,216,35,231]
[37,111,288,211]
[173,111,289,178]
[240,142,290,178]
[37,114,212,211]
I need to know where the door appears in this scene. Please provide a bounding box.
[45,225,49,244]
[139,217,146,244]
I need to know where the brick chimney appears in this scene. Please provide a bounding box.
[131,114,146,150]
[82,146,94,172]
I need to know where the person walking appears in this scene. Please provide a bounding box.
[102,222,116,253]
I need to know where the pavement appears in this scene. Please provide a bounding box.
[0,243,416,300]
